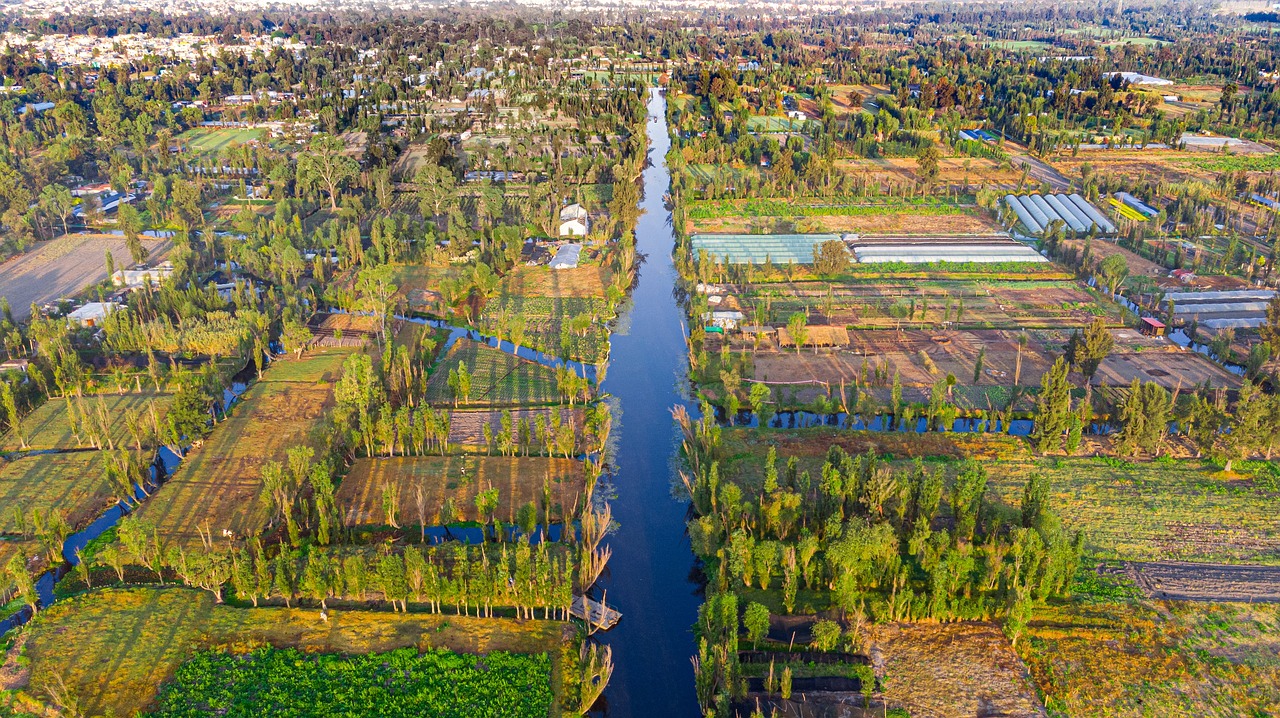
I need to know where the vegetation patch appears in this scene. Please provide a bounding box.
[0,392,173,451]
[17,587,565,718]
[0,451,117,535]
[149,646,553,718]
[424,340,566,408]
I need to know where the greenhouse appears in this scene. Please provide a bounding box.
[851,241,1046,264]
[690,233,841,264]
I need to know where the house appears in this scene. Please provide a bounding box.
[66,302,120,328]
[1171,268,1196,283]
[0,359,30,373]
[559,204,590,236]
[1140,317,1167,337]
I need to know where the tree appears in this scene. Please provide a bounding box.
[786,312,808,356]
[296,135,359,210]
[1021,473,1049,529]
[811,240,849,276]
[743,602,770,649]
[1066,318,1114,379]
[117,203,147,263]
[1097,253,1129,297]
[811,619,842,651]
[39,184,75,236]
[917,144,942,184]
[415,164,457,224]
[1031,358,1072,453]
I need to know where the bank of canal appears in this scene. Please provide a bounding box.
[596,88,702,717]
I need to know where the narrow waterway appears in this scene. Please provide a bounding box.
[596,88,702,717]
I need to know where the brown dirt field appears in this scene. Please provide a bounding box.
[1049,151,1213,184]
[752,329,1057,397]
[868,622,1045,718]
[1061,238,1164,278]
[1092,343,1242,390]
[0,234,172,320]
[338,131,367,157]
[448,407,584,447]
[836,157,1023,189]
[1127,561,1280,603]
[316,313,380,334]
[338,455,586,527]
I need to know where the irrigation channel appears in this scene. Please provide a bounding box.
[593,88,703,717]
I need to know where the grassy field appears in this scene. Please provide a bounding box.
[0,452,118,536]
[0,392,172,451]
[988,453,1280,564]
[480,295,612,364]
[14,587,566,718]
[1020,569,1280,717]
[337,455,587,527]
[133,350,352,547]
[175,127,265,155]
[747,116,806,132]
[424,340,564,408]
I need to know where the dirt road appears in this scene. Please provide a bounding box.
[1128,561,1280,603]
[1012,153,1073,192]
[0,234,171,320]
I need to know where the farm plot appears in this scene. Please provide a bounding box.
[870,622,1045,718]
[747,116,805,132]
[0,452,116,535]
[174,127,264,155]
[0,392,172,452]
[987,453,1280,564]
[741,278,1116,330]
[338,455,586,527]
[389,264,467,315]
[424,340,563,407]
[134,351,351,547]
[481,295,616,363]
[448,407,584,449]
[498,265,611,298]
[0,233,172,321]
[1091,342,1242,390]
[16,587,565,718]
[1021,582,1280,717]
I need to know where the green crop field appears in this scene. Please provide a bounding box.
[687,196,971,220]
[150,647,553,718]
[175,127,265,155]
[0,393,173,451]
[0,452,116,535]
[19,587,565,718]
[134,350,352,547]
[424,340,563,407]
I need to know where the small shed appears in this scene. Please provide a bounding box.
[1140,317,1167,337]
[559,218,588,237]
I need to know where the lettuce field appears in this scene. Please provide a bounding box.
[149,646,554,718]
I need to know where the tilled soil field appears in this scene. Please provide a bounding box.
[0,234,171,320]
[1127,561,1280,603]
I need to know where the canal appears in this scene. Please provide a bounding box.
[596,87,702,717]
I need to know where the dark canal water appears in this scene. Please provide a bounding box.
[596,88,702,717]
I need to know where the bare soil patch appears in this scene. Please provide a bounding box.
[1127,561,1280,603]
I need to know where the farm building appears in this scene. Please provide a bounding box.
[1140,317,1167,336]
[691,233,841,265]
[549,243,583,269]
[66,302,120,328]
[112,264,174,289]
[559,204,590,236]
[703,310,745,330]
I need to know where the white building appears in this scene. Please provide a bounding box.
[66,302,120,328]
[112,264,173,289]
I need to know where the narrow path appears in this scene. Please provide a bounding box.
[596,88,702,717]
